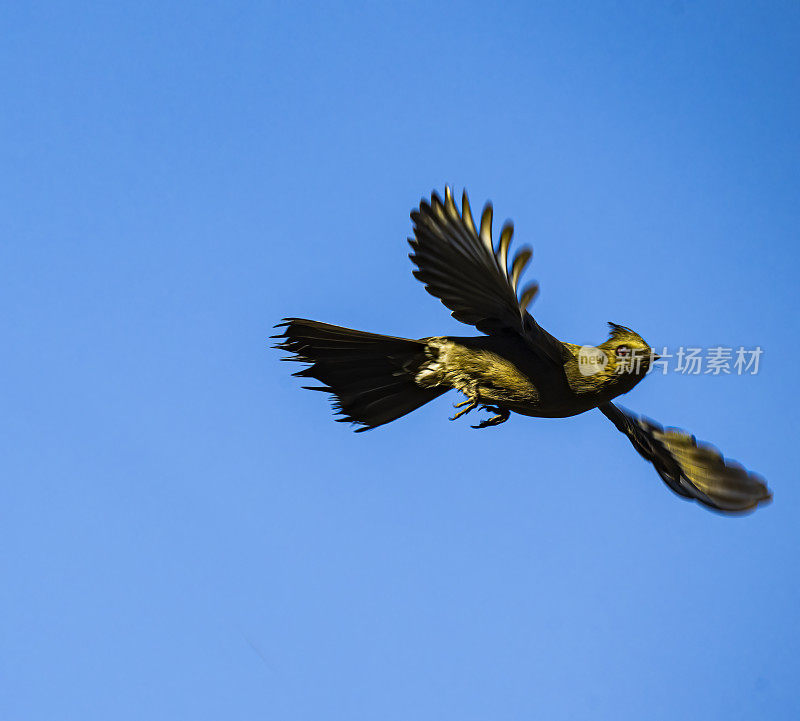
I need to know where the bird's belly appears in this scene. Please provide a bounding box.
[436,345,540,402]
[503,396,602,419]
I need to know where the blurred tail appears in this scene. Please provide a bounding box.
[273,318,446,431]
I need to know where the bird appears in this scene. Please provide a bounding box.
[273,187,772,513]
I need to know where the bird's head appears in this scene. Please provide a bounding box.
[600,322,656,378]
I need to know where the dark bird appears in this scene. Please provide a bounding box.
[274,187,772,513]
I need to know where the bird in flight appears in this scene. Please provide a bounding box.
[274,187,771,513]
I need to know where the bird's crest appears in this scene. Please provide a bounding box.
[607,322,637,340]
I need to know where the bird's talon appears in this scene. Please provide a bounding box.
[470,406,510,429]
[450,398,478,421]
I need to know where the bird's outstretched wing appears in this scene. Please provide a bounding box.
[409,187,569,365]
[599,402,772,513]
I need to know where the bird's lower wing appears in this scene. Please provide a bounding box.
[598,402,772,513]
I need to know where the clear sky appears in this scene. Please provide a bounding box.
[2,1,798,719]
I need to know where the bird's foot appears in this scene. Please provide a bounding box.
[471,405,510,429]
[450,397,479,421]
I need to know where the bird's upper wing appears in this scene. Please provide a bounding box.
[409,187,570,365]
[599,402,772,513]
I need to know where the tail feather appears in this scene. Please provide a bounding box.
[273,318,446,431]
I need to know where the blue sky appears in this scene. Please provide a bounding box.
[2,1,798,719]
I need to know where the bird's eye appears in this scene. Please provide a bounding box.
[616,345,630,357]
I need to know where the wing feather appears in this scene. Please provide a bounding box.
[599,403,772,513]
[408,187,569,364]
